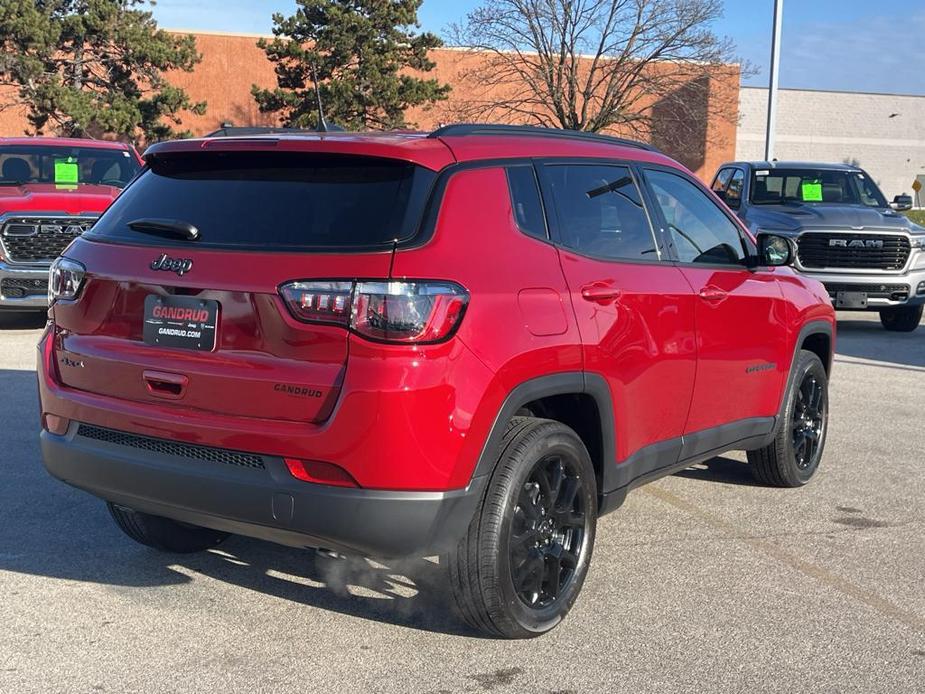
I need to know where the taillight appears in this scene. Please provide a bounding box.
[48,257,86,304]
[279,281,353,325]
[280,280,468,344]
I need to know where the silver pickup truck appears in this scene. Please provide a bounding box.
[710,160,924,331]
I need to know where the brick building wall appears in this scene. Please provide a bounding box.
[0,30,740,181]
[737,86,925,201]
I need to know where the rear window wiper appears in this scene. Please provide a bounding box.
[128,218,200,241]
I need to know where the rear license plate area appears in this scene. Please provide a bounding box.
[835,291,868,309]
[143,295,218,351]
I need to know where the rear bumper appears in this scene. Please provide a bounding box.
[41,424,486,558]
[0,261,48,310]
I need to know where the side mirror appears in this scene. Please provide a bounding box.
[891,194,913,212]
[755,232,795,267]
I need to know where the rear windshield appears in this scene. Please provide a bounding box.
[87,153,436,250]
[0,144,140,188]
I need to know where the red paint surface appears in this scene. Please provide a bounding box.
[37,133,835,492]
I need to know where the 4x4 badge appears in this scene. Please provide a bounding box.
[150,253,193,276]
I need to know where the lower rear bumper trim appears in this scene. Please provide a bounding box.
[41,425,486,558]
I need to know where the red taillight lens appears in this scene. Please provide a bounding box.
[280,280,468,344]
[279,281,353,325]
[284,458,359,488]
[48,257,86,304]
[352,281,468,343]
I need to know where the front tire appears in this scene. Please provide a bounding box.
[448,417,597,639]
[879,305,922,332]
[107,503,229,553]
[747,350,828,487]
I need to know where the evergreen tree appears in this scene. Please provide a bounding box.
[253,0,450,130]
[0,0,205,142]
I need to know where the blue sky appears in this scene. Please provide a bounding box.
[150,0,925,95]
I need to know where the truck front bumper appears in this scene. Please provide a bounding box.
[0,260,49,310]
[802,267,925,309]
[41,423,487,558]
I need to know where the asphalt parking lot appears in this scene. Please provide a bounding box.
[0,310,922,693]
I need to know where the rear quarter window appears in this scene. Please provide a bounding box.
[506,165,547,240]
[87,153,436,250]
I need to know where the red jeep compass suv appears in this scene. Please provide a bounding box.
[37,125,835,638]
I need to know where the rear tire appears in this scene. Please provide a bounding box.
[879,305,922,332]
[107,503,229,553]
[747,350,828,487]
[448,417,597,639]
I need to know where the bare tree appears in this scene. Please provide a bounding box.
[448,0,744,144]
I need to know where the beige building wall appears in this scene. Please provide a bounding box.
[737,86,925,202]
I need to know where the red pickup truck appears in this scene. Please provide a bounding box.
[0,137,142,312]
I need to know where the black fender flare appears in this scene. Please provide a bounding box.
[764,319,834,443]
[469,371,616,495]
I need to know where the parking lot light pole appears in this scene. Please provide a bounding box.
[765,0,783,161]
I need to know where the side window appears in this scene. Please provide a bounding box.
[543,164,658,261]
[644,169,747,266]
[506,165,547,240]
[711,168,732,193]
[724,169,745,209]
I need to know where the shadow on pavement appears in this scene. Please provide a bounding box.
[675,456,761,487]
[3,347,833,635]
[834,315,924,369]
[0,311,47,331]
[0,367,479,637]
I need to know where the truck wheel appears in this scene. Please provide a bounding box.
[448,417,597,639]
[107,503,229,553]
[879,305,922,332]
[747,350,828,487]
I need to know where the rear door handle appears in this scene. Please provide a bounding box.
[698,286,728,302]
[581,283,621,304]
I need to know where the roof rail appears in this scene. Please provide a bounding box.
[428,123,659,153]
[206,125,345,137]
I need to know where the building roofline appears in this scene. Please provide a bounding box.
[163,28,740,68]
[165,28,273,40]
[741,84,925,100]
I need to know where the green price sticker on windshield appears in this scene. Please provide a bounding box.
[54,159,79,185]
[801,180,822,202]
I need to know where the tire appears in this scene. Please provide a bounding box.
[747,350,828,487]
[879,305,923,332]
[107,503,229,553]
[0,310,46,330]
[448,417,598,639]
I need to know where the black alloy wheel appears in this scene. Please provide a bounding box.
[448,417,597,638]
[747,349,829,487]
[791,372,826,470]
[509,454,587,609]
